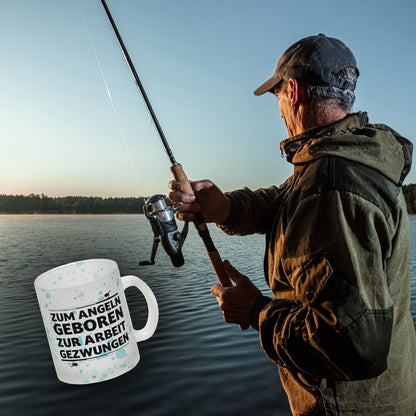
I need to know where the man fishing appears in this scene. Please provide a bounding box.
[168,34,416,415]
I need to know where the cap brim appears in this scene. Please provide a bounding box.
[253,75,282,96]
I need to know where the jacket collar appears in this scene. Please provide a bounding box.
[280,112,369,163]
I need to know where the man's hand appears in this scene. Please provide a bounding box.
[168,179,231,224]
[211,260,263,330]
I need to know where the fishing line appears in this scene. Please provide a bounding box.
[78,1,144,194]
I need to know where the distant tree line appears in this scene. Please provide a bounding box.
[1,185,416,214]
[403,184,416,215]
[0,194,148,214]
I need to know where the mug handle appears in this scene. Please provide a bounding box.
[121,275,159,342]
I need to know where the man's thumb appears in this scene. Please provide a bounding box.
[223,260,245,285]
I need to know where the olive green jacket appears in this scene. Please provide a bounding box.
[220,112,416,415]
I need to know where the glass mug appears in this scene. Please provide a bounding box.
[34,259,158,384]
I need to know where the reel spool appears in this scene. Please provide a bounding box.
[139,194,188,268]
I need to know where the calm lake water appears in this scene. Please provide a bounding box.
[0,214,415,416]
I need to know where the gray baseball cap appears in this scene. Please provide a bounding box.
[254,34,359,96]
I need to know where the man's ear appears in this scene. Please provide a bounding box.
[288,78,300,108]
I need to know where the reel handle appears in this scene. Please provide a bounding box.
[170,163,232,287]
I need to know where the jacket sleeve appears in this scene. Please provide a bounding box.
[252,189,395,381]
[218,185,282,236]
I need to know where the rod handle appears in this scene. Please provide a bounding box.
[207,249,232,287]
[170,163,232,287]
[170,163,193,194]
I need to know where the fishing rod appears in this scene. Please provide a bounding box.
[101,0,231,287]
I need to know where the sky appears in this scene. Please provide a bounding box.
[1,0,415,198]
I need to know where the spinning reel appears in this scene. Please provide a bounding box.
[139,194,188,268]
